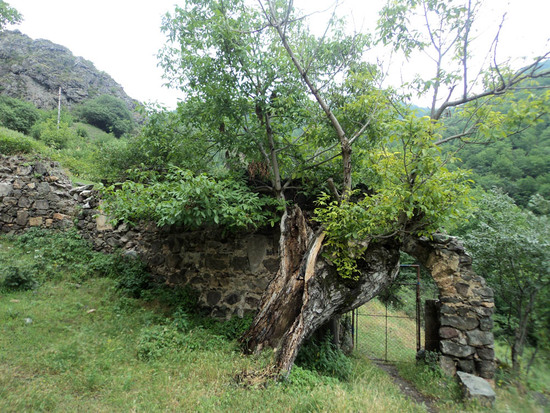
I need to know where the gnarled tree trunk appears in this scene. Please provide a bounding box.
[240,205,401,376]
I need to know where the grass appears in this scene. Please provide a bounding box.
[0,123,121,183]
[0,231,425,412]
[356,298,422,362]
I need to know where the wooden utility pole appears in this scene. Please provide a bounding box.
[57,87,62,129]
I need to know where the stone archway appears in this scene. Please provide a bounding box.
[403,234,495,379]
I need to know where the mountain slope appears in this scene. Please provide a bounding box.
[0,30,138,111]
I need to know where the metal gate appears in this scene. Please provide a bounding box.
[352,265,422,362]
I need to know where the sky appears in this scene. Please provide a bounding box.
[5,0,550,109]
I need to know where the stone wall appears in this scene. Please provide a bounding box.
[0,155,76,232]
[404,235,495,379]
[0,154,278,317]
[78,203,280,317]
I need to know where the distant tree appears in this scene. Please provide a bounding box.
[457,189,550,372]
[95,104,213,182]
[0,1,22,31]
[77,95,134,138]
[0,96,41,135]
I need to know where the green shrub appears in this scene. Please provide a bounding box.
[140,285,199,313]
[1,266,38,291]
[0,96,41,134]
[76,125,89,138]
[76,95,134,138]
[0,126,38,154]
[285,366,329,389]
[136,324,186,361]
[31,118,75,149]
[203,314,254,340]
[11,228,130,283]
[110,256,152,298]
[295,335,353,381]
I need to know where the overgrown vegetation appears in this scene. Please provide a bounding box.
[100,167,283,229]
[0,95,41,134]
[75,95,135,138]
[1,0,550,408]
[1,229,547,411]
[0,230,424,412]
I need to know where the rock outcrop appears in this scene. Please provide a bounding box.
[0,30,138,112]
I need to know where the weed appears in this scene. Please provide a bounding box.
[1,266,38,291]
[136,324,185,361]
[295,335,353,381]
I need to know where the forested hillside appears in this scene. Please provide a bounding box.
[446,71,550,207]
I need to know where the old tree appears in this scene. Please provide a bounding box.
[110,0,550,376]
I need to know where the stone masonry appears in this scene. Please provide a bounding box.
[404,234,496,379]
[0,155,279,318]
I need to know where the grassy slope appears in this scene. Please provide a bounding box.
[0,122,121,184]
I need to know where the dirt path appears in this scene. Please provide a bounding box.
[372,359,439,413]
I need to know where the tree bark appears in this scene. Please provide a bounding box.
[512,289,537,372]
[240,205,401,376]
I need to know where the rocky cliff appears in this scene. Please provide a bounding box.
[0,30,138,111]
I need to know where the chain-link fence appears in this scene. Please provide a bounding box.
[353,265,423,362]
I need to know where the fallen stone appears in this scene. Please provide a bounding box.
[439,355,457,376]
[457,371,496,407]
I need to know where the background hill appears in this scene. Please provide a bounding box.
[0,30,138,112]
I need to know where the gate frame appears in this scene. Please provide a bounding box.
[352,264,422,361]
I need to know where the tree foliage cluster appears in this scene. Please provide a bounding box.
[93,0,550,375]
[457,189,550,372]
[100,167,282,230]
[445,75,550,207]
[75,95,135,138]
[0,95,41,135]
[0,0,21,31]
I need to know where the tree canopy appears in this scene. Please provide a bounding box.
[103,0,550,377]
[0,1,21,31]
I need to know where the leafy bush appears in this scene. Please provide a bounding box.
[10,228,149,284]
[31,118,76,149]
[136,324,186,361]
[76,95,135,138]
[110,257,152,298]
[0,126,40,154]
[0,96,41,134]
[1,266,38,291]
[200,313,254,340]
[92,107,212,182]
[100,167,282,230]
[75,125,88,138]
[140,285,199,313]
[295,335,353,381]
